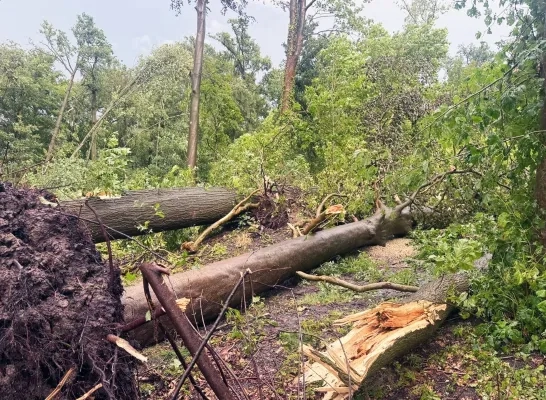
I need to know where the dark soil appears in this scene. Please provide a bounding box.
[0,183,137,399]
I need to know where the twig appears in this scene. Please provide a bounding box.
[75,383,103,400]
[296,271,418,293]
[45,368,75,400]
[182,189,260,253]
[170,270,251,400]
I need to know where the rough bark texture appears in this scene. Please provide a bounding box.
[187,0,206,168]
[280,0,306,113]
[60,187,237,242]
[124,206,416,346]
[0,182,137,399]
[301,273,470,399]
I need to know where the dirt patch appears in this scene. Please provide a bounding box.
[364,238,416,266]
[0,183,136,399]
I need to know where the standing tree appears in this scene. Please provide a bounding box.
[280,0,308,114]
[76,16,114,160]
[40,14,112,162]
[396,0,449,25]
[278,0,367,114]
[170,0,247,169]
[40,22,80,162]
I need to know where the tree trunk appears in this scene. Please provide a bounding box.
[123,205,417,346]
[280,0,306,114]
[300,272,470,399]
[60,187,237,242]
[187,0,206,168]
[45,65,78,163]
[536,9,546,247]
[90,89,98,161]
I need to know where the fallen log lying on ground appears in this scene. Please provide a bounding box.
[59,187,237,242]
[299,272,470,399]
[123,201,417,346]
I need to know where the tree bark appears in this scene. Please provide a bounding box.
[280,0,306,114]
[90,89,98,161]
[300,272,470,399]
[187,0,206,168]
[60,187,237,242]
[123,204,416,346]
[536,9,546,247]
[46,64,78,163]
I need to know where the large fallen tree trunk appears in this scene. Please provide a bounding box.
[60,187,237,242]
[299,272,470,399]
[123,203,417,346]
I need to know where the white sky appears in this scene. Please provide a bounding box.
[0,0,512,67]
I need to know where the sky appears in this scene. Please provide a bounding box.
[0,0,512,68]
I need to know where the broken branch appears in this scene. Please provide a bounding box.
[182,189,260,253]
[106,334,147,363]
[45,368,75,400]
[296,271,418,293]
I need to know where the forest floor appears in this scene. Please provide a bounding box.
[133,228,546,400]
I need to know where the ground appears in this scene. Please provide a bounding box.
[130,230,546,400]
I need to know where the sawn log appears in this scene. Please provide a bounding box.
[123,204,417,346]
[60,187,237,242]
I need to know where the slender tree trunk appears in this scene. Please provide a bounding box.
[45,66,78,162]
[90,89,98,160]
[280,0,306,114]
[187,0,206,169]
[536,10,546,246]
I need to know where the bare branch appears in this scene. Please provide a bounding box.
[296,271,419,293]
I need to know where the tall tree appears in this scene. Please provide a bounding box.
[76,15,114,160]
[278,0,367,114]
[40,21,80,162]
[171,0,247,169]
[396,0,449,25]
[280,0,307,114]
[40,14,112,162]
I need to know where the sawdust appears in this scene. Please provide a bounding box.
[364,238,416,266]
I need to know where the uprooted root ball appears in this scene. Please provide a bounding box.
[0,183,137,399]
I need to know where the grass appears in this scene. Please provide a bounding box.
[366,323,546,399]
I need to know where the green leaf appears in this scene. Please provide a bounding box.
[537,290,546,298]
[537,301,546,314]
[145,310,152,322]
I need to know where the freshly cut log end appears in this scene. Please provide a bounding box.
[300,273,469,400]
[60,187,237,242]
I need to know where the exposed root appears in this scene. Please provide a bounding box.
[182,189,260,253]
[296,271,419,293]
[45,368,75,400]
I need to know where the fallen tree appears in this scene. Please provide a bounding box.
[298,272,470,399]
[123,199,417,345]
[59,187,237,242]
